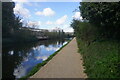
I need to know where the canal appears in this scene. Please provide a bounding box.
[2,38,71,79]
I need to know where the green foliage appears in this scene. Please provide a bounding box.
[2,2,38,42]
[80,2,120,39]
[2,2,15,37]
[13,29,37,42]
[71,2,120,78]
[44,30,66,39]
[71,20,98,45]
[77,39,120,78]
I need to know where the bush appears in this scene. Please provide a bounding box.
[71,20,98,45]
[77,38,119,78]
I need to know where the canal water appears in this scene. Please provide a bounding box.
[2,38,71,79]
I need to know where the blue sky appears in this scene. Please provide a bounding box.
[13,2,82,32]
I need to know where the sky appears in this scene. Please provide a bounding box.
[13,1,83,32]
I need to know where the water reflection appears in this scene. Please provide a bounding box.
[2,38,70,79]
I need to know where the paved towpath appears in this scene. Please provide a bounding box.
[31,37,87,78]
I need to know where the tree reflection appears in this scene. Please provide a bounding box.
[2,38,68,79]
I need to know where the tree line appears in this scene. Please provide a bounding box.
[71,2,120,43]
[71,2,120,78]
[2,2,71,43]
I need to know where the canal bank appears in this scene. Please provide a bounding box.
[20,39,71,80]
[29,37,87,78]
[2,38,70,79]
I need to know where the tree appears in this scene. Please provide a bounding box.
[2,2,15,37]
[2,2,23,38]
[80,2,120,39]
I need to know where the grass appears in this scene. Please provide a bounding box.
[76,38,120,78]
[19,39,72,80]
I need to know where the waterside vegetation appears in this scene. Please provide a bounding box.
[2,2,73,44]
[71,2,120,78]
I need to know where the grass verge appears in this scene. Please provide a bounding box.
[19,39,72,80]
[76,38,120,78]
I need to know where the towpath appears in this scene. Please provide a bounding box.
[30,37,87,78]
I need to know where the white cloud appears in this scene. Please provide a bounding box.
[52,24,73,32]
[12,0,82,2]
[14,66,26,78]
[62,24,74,32]
[64,27,74,32]
[8,51,14,55]
[35,56,48,61]
[12,0,28,2]
[35,8,55,16]
[46,47,59,51]
[46,21,53,25]
[14,3,31,18]
[72,12,83,21]
[56,15,67,25]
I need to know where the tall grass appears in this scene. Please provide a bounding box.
[73,21,120,78]
[77,38,119,78]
